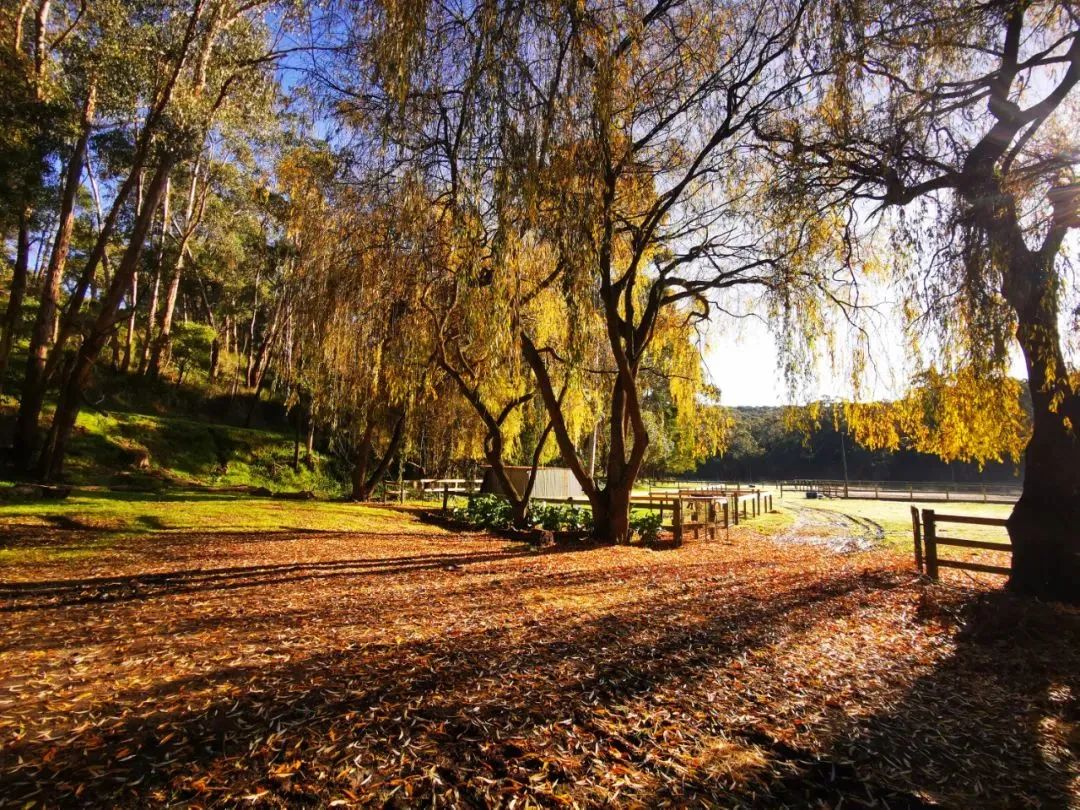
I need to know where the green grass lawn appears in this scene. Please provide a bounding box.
[0,490,444,565]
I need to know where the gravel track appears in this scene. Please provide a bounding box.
[777,504,886,553]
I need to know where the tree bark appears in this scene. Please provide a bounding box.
[245,267,260,387]
[521,316,650,545]
[1001,249,1080,602]
[120,271,138,372]
[349,412,405,501]
[37,155,175,481]
[0,210,31,395]
[14,85,96,463]
[138,175,169,375]
[148,164,200,378]
[208,337,220,380]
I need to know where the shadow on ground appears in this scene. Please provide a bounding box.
[0,527,1074,808]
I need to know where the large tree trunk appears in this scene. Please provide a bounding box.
[349,437,372,501]
[37,156,175,481]
[1002,251,1080,603]
[522,327,649,544]
[0,210,31,395]
[349,412,405,501]
[19,83,95,434]
[591,483,633,547]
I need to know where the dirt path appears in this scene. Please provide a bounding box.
[777,503,885,553]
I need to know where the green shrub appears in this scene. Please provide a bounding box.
[452,494,514,529]
[630,510,664,543]
[528,502,591,531]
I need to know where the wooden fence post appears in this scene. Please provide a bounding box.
[910,505,923,573]
[708,500,716,541]
[922,508,938,580]
[442,482,450,512]
[731,495,739,525]
[673,499,683,545]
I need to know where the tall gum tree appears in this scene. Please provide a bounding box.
[34,0,291,480]
[763,0,1080,601]
[0,0,71,393]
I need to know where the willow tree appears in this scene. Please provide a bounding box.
[328,0,601,524]
[511,0,837,541]
[421,225,583,527]
[328,0,836,541]
[281,149,434,501]
[846,368,1030,470]
[764,0,1079,600]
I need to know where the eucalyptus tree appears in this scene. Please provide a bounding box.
[30,0,294,480]
[762,0,1080,600]
[0,0,76,391]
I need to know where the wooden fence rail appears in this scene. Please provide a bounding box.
[910,507,1012,580]
[786,479,1020,504]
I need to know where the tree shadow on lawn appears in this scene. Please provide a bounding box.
[0,548,536,612]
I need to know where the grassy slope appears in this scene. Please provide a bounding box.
[1,396,343,495]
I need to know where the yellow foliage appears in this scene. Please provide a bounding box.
[846,366,1029,468]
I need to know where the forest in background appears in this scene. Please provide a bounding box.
[698,406,1023,484]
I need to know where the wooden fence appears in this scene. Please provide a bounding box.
[910,506,1012,579]
[525,490,774,543]
[785,479,1019,504]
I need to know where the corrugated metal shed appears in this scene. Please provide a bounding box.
[480,466,585,500]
